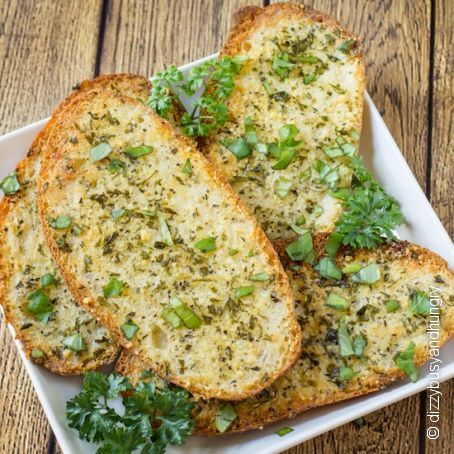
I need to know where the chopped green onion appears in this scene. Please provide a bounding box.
[40,273,56,288]
[324,147,344,158]
[353,334,366,357]
[274,177,293,199]
[0,172,20,194]
[296,214,306,225]
[194,237,217,253]
[31,348,44,358]
[351,129,360,141]
[221,138,251,160]
[255,143,269,154]
[350,263,381,284]
[49,215,72,229]
[272,53,294,79]
[27,288,53,324]
[325,232,344,258]
[125,145,153,159]
[315,257,342,280]
[341,143,356,156]
[157,211,174,246]
[286,232,315,264]
[275,427,294,437]
[244,117,258,144]
[215,403,237,433]
[395,341,419,382]
[170,296,203,329]
[331,188,350,200]
[300,55,319,64]
[89,143,112,161]
[338,366,355,382]
[262,79,274,96]
[62,334,85,352]
[272,149,297,170]
[182,159,193,175]
[326,292,349,311]
[336,136,347,146]
[386,299,401,313]
[121,321,139,340]
[338,317,354,357]
[107,158,126,174]
[111,208,126,221]
[342,263,362,274]
[103,277,124,298]
[162,308,182,328]
[299,168,311,181]
[249,272,269,282]
[408,290,431,316]
[235,286,255,299]
[279,124,299,142]
[338,38,356,53]
[290,224,308,235]
[303,74,317,84]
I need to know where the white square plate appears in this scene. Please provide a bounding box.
[1,55,453,454]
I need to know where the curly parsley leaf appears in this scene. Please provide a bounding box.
[335,157,404,249]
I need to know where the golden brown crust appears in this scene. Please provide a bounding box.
[0,75,150,374]
[116,236,454,435]
[37,88,301,400]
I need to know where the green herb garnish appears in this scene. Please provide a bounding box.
[0,172,20,194]
[63,334,85,352]
[350,263,381,284]
[408,290,431,317]
[121,322,139,340]
[40,273,56,288]
[249,272,270,282]
[182,159,193,175]
[338,317,354,357]
[157,211,174,246]
[315,257,342,280]
[394,341,419,382]
[89,143,112,161]
[49,215,72,229]
[107,159,126,174]
[221,138,252,160]
[274,177,293,199]
[275,426,294,437]
[27,288,53,324]
[326,292,349,311]
[103,278,124,298]
[272,53,294,79]
[215,403,237,433]
[111,208,126,221]
[162,308,182,328]
[386,299,400,313]
[325,232,344,257]
[170,296,203,329]
[125,145,153,159]
[338,366,356,382]
[235,286,255,299]
[194,237,217,253]
[31,348,44,358]
[286,231,315,264]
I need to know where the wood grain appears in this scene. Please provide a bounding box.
[0,0,102,452]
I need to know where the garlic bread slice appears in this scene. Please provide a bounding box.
[117,235,454,434]
[203,3,365,239]
[37,90,301,399]
[0,74,150,373]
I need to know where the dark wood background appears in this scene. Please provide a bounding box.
[0,1,452,453]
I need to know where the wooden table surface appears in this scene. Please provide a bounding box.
[0,1,452,453]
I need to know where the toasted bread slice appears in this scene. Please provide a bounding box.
[0,74,151,374]
[202,3,365,240]
[37,90,301,400]
[117,235,454,434]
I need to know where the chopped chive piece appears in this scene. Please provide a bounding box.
[255,143,269,154]
[324,147,344,158]
[290,224,308,235]
[300,55,319,64]
[386,299,400,313]
[235,286,255,299]
[125,145,153,159]
[27,288,53,324]
[229,248,239,256]
[272,149,297,170]
[325,232,344,258]
[338,366,355,382]
[103,278,124,298]
[299,168,311,181]
[40,273,56,288]
[249,272,269,282]
[89,143,112,161]
[274,177,293,198]
[353,334,366,357]
[331,188,351,200]
[326,292,349,311]
[350,263,381,284]
[341,143,356,156]
[314,160,339,189]
[31,348,44,358]
[49,215,72,229]
[338,38,356,53]
[157,211,174,246]
[140,369,153,379]
[286,232,315,264]
[275,427,294,437]
[194,237,216,253]
[107,158,126,174]
[408,290,431,316]
[0,172,20,194]
[170,296,203,329]
[296,214,306,225]
[395,341,419,382]
[121,321,139,340]
[351,129,360,141]
[162,308,182,328]
[182,159,193,175]
[62,334,85,352]
[272,53,294,79]
[262,79,274,95]
[338,317,354,357]
[315,257,342,280]
[303,74,317,84]
[221,138,252,160]
[215,403,237,433]
[111,208,126,221]
[244,117,258,144]
[342,263,363,274]
[336,136,347,146]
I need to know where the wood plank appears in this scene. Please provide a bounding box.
[426,0,454,452]
[268,1,431,453]
[0,1,102,452]
[99,0,262,75]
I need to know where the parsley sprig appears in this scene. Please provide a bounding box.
[147,56,247,137]
[66,371,194,453]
